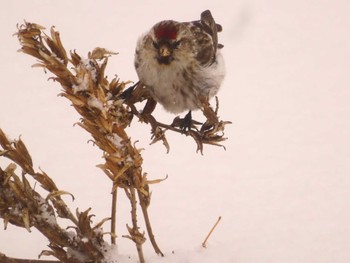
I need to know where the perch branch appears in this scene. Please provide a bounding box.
[122,83,231,153]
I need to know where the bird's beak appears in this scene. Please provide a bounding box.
[157,42,174,64]
[159,45,171,57]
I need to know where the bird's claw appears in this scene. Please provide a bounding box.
[171,111,202,132]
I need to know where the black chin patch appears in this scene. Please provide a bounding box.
[157,56,174,65]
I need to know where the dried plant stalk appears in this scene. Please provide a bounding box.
[0,129,109,262]
[202,216,222,248]
[13,21,163,262]
[0,252,58,263]
[2,20,230,262]
[110,189,117,245]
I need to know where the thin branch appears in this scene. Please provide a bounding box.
[123,83,231,154]
[123,188,146,263]
[110,188,117,245]
[202,216,222,248]
[137,190,164,257]
[0,253,59,263]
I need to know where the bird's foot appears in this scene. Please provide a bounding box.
[171,111,202,132]
[120,81,139,101]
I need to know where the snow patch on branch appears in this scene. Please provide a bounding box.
[106,134,124,148]
[88,97,104,111]
[73,73,90,93]
[34,195,57,226]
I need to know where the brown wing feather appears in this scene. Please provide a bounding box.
[200,10,219,53]
[190,10,223,66]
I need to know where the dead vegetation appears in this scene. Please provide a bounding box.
[0,22,230,262]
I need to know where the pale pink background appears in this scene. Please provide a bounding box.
[1,0,350,262]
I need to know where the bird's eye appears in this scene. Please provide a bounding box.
[152,41,159,49]
[173,40,181,49]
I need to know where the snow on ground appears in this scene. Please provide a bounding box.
[1,0,350,262]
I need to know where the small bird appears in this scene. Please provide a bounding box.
[134,10,225,116]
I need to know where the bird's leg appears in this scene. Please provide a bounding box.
[130,97,158,127]
[142,97,157,115]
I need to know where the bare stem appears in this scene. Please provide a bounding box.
[111,187,117,245]
[138,190,164,257]
[129,188,145,263]
[0,253,59,263]
[202,216,222,248]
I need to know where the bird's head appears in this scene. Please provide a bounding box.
[150,21,187,65]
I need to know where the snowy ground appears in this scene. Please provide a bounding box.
[1,0,350,262]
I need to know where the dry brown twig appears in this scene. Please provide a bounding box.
[122,83,231,154]
[0,21,230,262]
[201,216,222,248]
[0,130,108,263]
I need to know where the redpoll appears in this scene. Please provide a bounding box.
[134,10,225,115]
